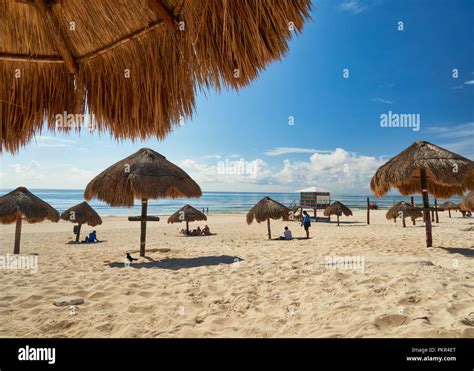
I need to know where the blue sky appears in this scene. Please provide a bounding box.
[1,0,473,193]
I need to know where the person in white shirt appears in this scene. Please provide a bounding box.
[283,226,292,240]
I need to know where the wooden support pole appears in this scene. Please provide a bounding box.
[420,169,433,247]
[337,215,340,226]
[267,218,271,240]
[186,221,189,235]
[411,196,416,225]
[434,199,439,223]
[367,197,370,225]
[140,199,148,257]
[75,223,81,243]
[448,209,451,218]
[14,213,22,254]
[147,0,176,28]
[33,0,78,74]
[402,212,406,228]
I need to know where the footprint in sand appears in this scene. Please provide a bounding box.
[374,314,408,330]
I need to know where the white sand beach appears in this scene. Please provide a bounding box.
[0,209,472,338]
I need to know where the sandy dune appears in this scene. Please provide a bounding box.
[0,210,472,338]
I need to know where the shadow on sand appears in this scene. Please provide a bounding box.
[108,255,243,270]
[438,246,474,258]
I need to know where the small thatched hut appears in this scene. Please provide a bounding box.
[460,191,474,212]
[60,201,102,242]
[439,200,460,218]
[167,204,207,234]
[85,148,201,256]
[246,197,290,239]
[370,141,474,247]
[323,201,353,226]
[385,201,423,228]
[0,187,60,253]
[1,0,312,153]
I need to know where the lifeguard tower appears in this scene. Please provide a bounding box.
[294,186,331,222]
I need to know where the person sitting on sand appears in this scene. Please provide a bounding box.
[196,226,202,236]
[202,225,211,235]
[191,229,197,236]
[278,226,292,240]
[179,228,186,236]
[87,230,99,243]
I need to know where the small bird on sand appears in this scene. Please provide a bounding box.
[126,253,138,262]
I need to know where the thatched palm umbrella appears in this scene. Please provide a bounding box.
[460,191,474,212]
[84,148,201,256]
[167,204,207,234]
[371,141,474,247]
[439,200,459,218]
[0,0,312,153]
[0,187,59,253]
[385,201,423,228]
[60,201,102,242]
[246,197,290,239]
[323,201,353,226]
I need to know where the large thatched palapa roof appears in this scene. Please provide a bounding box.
[323,201,353,217]
[246,197,289,225]
[168,204,206,224]
[439,201,459,210]
[460,191,474,212]
[0,187,60,224]
[60,201,102,226]
[0,0,312,153]
[84,147,201,206]
[370,141,474,199]
[385,201,422,221]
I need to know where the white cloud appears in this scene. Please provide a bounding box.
[427,122,474,157]
[264,147,325,156]
[180,148,385,193]
[34,136,76,148]
[372,97,393,104]
[340,0,368,15]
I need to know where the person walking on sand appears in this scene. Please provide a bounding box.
[301,211,311,239]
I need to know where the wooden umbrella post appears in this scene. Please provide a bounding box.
[366,197,370,225]
[337,215,340,226]
[402,212,406,228]
[448,209,451,218]
[434,199,439,223]
[186,221,189,235]
[267,218,271,240]
[14,212,22,254]
[411,196,416,225]
[140,198,148,257]
[75,223,82,243]
[420,169,433,247]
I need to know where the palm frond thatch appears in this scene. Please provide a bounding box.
[0,0,312,153]
[60,201,102,226]
[84,148,201,206]
[323,201,353,217]
[385,201,423,220]
[460,191,474,212]
[167,204,207,224]
[0,187,60,224]
[439,201,459,210]
[370,141,474,198]
[246,197,290,225]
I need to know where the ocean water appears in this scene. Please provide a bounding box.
[0,189,463,216]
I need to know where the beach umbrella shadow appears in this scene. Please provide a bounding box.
[437,246,474,258]
[107,255,243,270]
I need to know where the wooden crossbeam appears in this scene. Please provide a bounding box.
[146,0,177,29]
[30,0,78,74]
[128,216,160,222]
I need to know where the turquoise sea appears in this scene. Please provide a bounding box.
[0,189,463,216]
